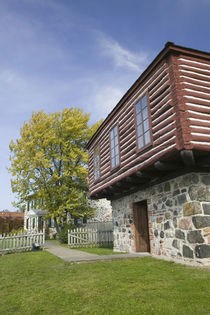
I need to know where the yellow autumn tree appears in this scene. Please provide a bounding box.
[9,108,101,222]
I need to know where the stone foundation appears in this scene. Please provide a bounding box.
[111,172,210,266]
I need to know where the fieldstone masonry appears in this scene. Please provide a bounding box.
[111,172,210,266]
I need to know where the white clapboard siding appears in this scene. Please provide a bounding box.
[68,228,113,248]
[0,230,45,253]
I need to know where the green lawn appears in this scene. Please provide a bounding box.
[0,251,209,315]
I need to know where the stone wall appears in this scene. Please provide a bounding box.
[111,172,210,266]
[88,198,112,222]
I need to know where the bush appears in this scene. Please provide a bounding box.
[0,216,24,234]
[59,223,76,244]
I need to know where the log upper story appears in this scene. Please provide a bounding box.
[87,42,210,200]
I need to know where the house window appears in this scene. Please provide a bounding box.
[51,218,55,228]
[38,217,43,230]
[32,218,35,229]
[135,94,151,150]
[26,218,29,229]
[110,125,119,169]
[94,147,100,181]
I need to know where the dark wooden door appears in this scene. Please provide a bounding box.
[133,201,150,252]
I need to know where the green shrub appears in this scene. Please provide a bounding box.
[0,216,24,234]
[59,223,76,244]
[11,228,26,235]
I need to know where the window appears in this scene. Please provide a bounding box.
[110,125,119,169]
[50,218,55,228]
[38,217,43,230]
[135,94,151,150]
[94,147,100,181]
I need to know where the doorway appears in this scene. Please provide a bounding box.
[133,200,150,252]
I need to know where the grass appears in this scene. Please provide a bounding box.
[0,252,210,314]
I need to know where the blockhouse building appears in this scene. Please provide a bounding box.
[87,42,210,266]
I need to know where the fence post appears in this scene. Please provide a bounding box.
[43,228,45,245]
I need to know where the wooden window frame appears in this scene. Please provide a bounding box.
[110,124,120,170]
[94,146,100,182]
[134,92,153,153]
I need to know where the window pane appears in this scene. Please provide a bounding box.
[135,102,141,114]
[111,138,115,149]
[143,119,150,132]
[94,154,99,163]
[111,158,115,168]
[110,124,120,168]
[141,95,148,109]
[114,125,118,137]
[137,123,143,136]
[138,136,144,149]
[144,131,151,145]
[115,154,119,166]
[113,138,117,149]
[94,147,100,180]
[136,112,142,125]
[142,107,148,120]
[135,94,151,150]
[111,148,115,159]
[94,169,99,180]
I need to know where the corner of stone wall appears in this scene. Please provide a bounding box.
[112,172,210,266]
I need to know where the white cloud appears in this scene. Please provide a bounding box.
[99,35,149,72]
[93,86,124,117]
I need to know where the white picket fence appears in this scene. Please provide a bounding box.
[83,221,113,231]
[68,228,113,248]
[0,230,45,253]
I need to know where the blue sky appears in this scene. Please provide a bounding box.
[1,0,210,210]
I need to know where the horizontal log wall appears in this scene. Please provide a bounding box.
[89,49,210,197]
[177,55,210,151]
[89,59,177,196]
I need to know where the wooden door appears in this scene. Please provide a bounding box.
[133,201,150,252]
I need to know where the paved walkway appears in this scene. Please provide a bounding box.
[44,241,150,263]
